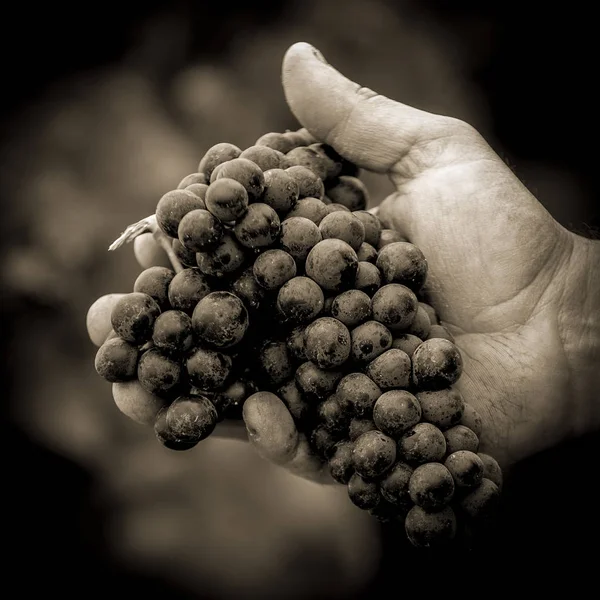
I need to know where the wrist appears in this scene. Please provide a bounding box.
[558,232,600,439]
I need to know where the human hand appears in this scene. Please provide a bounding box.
[242,42,600,480]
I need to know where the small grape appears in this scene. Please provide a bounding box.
[240,145,285,171]
[336,372,381,416]
[133,266,175,311]
[295,361,343,402]
[380,461,413,508]
[371,284,418,332]
[366,349,411,390]
[196,232,247,278]
[215,157,265,201]
[460,403,483,437]
[156,189,207,238]
[443,425,479,455]
[277,276,324,323]
[168,268,213,315]
[377,229,407,249]
[317,394,350,433]
[137,348,183,398]
[322,295,335,316]
[133,233,172,270]
[330,289,372,328]
[285,197,328,225]
[412,338,463,390]
[178,209,224,251]
[347,473,380,510]
[262,168,300,214]
[352,430,397,480]
[253,249,296,290]
[373,390,422,438]
[205,178,249,221]
[289,128,318,145]
[376,242,428,292]
[306,239,359,292]
[416,387,465,430]
[349,418,377,441]
[350,320,393,364]
[255,132,296,154]
[318,211,365,251]
[408,462,455,510]
[427,324,455,343]
[459,478,500,519]
[259,340,294,386]
[304,317,351,369]
[310,425,340,459]
[325,176,368,211]
[352,211,382,247]
[279,217,322,263]
[477,453,503,490]
[406,305,431,340]
[152,310,193,356]
[398,422,447,464]
[308,143,345,179]
[324,203,351,215]
[354,261,381,296]
[111,292,161,344]
[172,238,198,268]
[162,395,218,448]
[198,142,242,178]
[445,450,485,488]
[419,302,439,325]
[278,379,312,424]
[94,338,139,382]
[230,266,267,311]
[213,378,257,421]
[286,165,325,199]
[285,145,330,180]
[391,334,423,357]
[356,242,378,264]
[286,325,308,362]
[405,505,457,548]
[192,291,248,348]
[177,172,208,188]
[184,183,209,201]
[112,380,169,426]
[234,203,280,248]
[328,441,355,484]
[186,347,233,390]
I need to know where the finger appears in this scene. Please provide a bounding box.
[282,42,443,174]
[134,232,172,270]
[86,293,126,347]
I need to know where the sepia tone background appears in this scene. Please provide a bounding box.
[2,0,598,596]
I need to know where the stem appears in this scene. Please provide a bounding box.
[152,226,184,273]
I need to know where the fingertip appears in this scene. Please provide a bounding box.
[285,436,335,485]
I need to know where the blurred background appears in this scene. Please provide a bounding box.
[2,0,598,596]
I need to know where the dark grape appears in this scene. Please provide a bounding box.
[137,348,183,398]
[152,310,193,356]
[406,305,431,340]
[278,379,312,424]
[325,176,368,211]
[380,461,413,508]
[366,349,411,390]
[427,324,455,343]
[164,395,218,447]
[286,165,325,199]
[317,394,350,433]
[286,326,308,362]
[213,378,256,421]
[239,145,285,171]
[352,430,397,480]
[412,338,463,390]
[352,211,382,247]
[318,211,365,251]
[177,172,208,189]
[256,132,296,154]
[398,423,447,464]
[349,417,377,441]
[444,450,485,489]
[310,425,339,459]
[307,142,345,179]
[328,441,355,484]
[376,242,428,292]
[252,249,297,290]
[230,266,267,310]
[419,302,439,325]
[285,197,328,225]
[347,473,380,510]
[277,276,324,323]
[354,261,381,296]
[186,347,233,390]
[305,239,359,292]
[214,157,265,201]
[459,479,500,519]
[192,291,249,348]
[372,390,422,438]
[303,317,351,369]
[94,337,139,382]
[279,217,322,263]
[184,183,208,201]
[443,425,479,455]
[371,284,418,332]
[350,320,393,364]
[205,177,249,221]
[156,189,207,238]
[196,232,247,278]
[259,340,294,386]
[178,209,224,251]
[405,505,457,548]
[330,289,372,328]
[336,373,381,416]
[285,145,329,180]
[295,361,343,402]
[234,203,281,249]
[391,334,423,357]
[324,203,351,215]
[262,168,299,214]
[111,292,161,344]
[172,239,198,268]
[168,268,213,315]
[408,462,455,510]
[198,142,242,179]
[477,453,503,490]
[356,242,378,263]
[416,388,465,430]
[133,267,175,311]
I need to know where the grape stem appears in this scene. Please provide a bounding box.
[108,214,184,273]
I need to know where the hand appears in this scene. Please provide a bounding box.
[243,42,600,479]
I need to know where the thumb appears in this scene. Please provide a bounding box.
[282,42,443,174]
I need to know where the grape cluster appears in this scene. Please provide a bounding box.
[92,127,503,549]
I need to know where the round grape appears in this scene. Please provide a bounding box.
[380,461,413,508]
[377,229,407,249]
[354,261,381,296]
[261,168,299,214]
[391,334,423,357]
[317,394,350,433]
[205,177,249,221]
[352,430,397,480]
[111,292,161,344]
[186,347,233,390]
[304,317,351,369]
[156,189,207,238]
[168,268,213,315]
[305,239,359,292]
[164,395,218,448]
[443,425,479,454]
[184,183,209,201]
[328,441,355,484]
[407,304,431,340]
[240,145,284,171]
[371,284,419,332]
[349,418,377,441]
[366,349,411,390]
[356,242,378,263]
[259,340,294,386]
[178,208,224,251]
[347,473,380,510]
[427,324,455,343]
[445,450,485,488]
[460,403,483,437]
[477,453,503,490]
[324,203,351,215]
[405,505,457,548]
[286,165,325,199]
[459,478,500,519]
[196,232,247,278]
[277,276,324,323]
[234,203,281,249]
[256,132,296,154]
[408,462,455,510]
[133,266,175,311]
[416,387,465,430]
[280,216,323,264]
[285,197,328,225]
[295,361,343,402]
[177,172,208,188]
[214,157,265,201]
[352,211,382,247]
[310,425,339,459]
[253,249,296,290]
[419,302,439,325]
[398,422,447,464]
[133,233,172,270]
[152,310,193,356]
[350,320,393,364]
[330,289,371,328]
[285,145,329,180]
[137,348,183,398]
[94,337,139,382]
[231,266,267,311]
[318,211,365,251]
[325,176,368,211]
[192,291,248,348]
[278,379,311,424]
[308,143,345,179]
[286,326,308,362]
[213,378,257,421]
[376,242,428,292]
[336,372,381,416]
[412,338,463,390]
[198,142,242,178]
[373,390,422,438]
[112,380,169,426]
[172,238,197,268]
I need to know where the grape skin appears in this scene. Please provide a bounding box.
[137,348,184,399]
[111,292,161,345]
[94,337,139,382]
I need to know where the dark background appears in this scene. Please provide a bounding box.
[3,0,598,596]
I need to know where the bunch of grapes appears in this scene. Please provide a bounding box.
[90,127,503,549]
